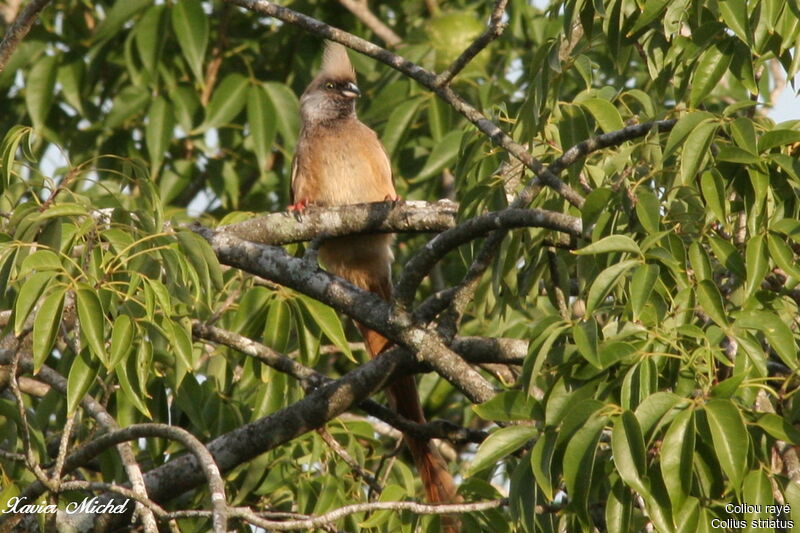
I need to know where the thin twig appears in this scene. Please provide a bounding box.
[434,0,508,87]
[317,427,383,494]
[228,498,508,530]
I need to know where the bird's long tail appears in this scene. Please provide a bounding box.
[355,273,461,533]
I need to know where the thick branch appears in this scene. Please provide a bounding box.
[0,0,50,73]
[193,322,492,443]
[221,200,457,245]
[195,226,497,404]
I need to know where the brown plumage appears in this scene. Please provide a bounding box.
[290,41,459,529]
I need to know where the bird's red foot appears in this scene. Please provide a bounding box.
[288,199,309,212]
[384,194,404,205]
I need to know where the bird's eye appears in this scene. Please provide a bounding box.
[325,82,335,89]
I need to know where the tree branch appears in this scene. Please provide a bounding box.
[0,348,158,532]
[194,226,497,404]
[434,0,508,87]
[192,318,489,444]
[230,498,508,530]
[337,0,401,47]
[548,119,677,175]
[3,344,420,530]
[0,0,50,73]
[220,200,458,245]
[395,207,582,306]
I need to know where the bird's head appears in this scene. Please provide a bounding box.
[300,41,361,124]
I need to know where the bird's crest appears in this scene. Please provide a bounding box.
[320,41,356,81]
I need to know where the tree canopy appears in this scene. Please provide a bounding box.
[1,0,800,532]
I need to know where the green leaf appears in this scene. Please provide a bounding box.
[413,130,463,181]
[67,349,99,414]
[700,170,726,223]
[199,73,249,131]
[704,399,748,489]
[688,241,712,282]
[718,0,751,44]
[730,117,758,154]
[58,56,86,115]
[76,285,107,366]
[627,0,670,36]
[630,263,659,321]
[606,479,633,533]
[115,357,151,418]
[573,318,600,367]
[171,0,208,83]
[664,112,714,159]
[696,279,729,328]
[758,129,800,153]
[635,189,660,234]
[768,233,800,279]
[176,230,214,298]
[580,98,624,133]
[1,125,33,191]
[744,234,769,298]
[530,430,557,500]
[167,317,194,371]
[170,85,201,132]
[105,85,150,129]
[264,298,292,354]
[262,82,300,147]
[734,310,797,370]
[689,43,732,108]
[247,84,277,176]
[680,120,717,185]
[32,286,66,372]
[146,96,174,176]
[468,425,536,476]
[743,470,773,532]
[381,97,424,157]
[110,314,135,368]
[574,235,642,256]
[474,390,540,422]
[660,407,694,511]
[585,259,639,315]
[563,414,607,524]
[93,0,151,45]
[135,5,166,75]
[755,413,800,445]
[33,203,89,221]
[25,54,59,130]
[298,295,354,363]
[708,235,746,279]
[14,271,53,335]
[611,411,648,494]
[19,250,62,276]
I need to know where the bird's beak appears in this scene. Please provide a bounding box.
[341,82,361,99]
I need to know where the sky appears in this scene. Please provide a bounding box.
[770,73,800,123]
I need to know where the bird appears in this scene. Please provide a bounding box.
[290,41,460,528]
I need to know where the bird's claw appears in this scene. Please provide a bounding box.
[288,199,310,221]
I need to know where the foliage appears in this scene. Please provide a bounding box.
[1,0,800,531]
